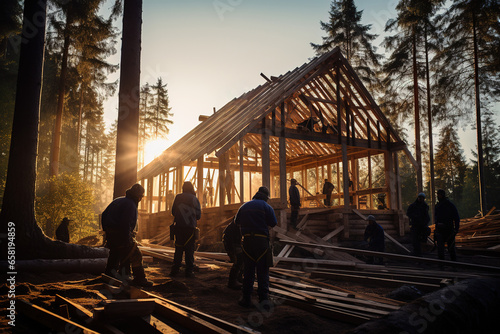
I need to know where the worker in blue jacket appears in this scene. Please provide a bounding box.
[235,186,277,308]
[102,183,153,287]
[364,215,385,264]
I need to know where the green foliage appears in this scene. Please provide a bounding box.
[311,0,382,92]
[35,173,99,242]
[434,124,467,204]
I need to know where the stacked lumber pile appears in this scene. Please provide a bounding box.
[455,209,500,250]
[17,274,256,334]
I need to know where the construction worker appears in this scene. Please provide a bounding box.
[170,181,201,278]
[235,187,277,308]
[102,184,153,287]
[289,179,301,229]
[364,215,385,264]
[406,193,430,256]
[434,189,460,261]
[322,179,335,206]
[222,218,243,289]
[55,217,71,243]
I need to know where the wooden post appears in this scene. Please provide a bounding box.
[342,143,350,210]
[148,177,153,214]
[239,139,244,203]
[158,173,163,212]
[197,156,204,202]
[280,102,287,205]
[219,153,226,210]
[262,127,271,190]
[368,152,373,209]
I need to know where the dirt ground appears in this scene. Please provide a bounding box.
[0,258,400,334]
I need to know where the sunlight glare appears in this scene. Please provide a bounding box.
[144,138,169,165]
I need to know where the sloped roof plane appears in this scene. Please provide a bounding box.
[138,47,405,180]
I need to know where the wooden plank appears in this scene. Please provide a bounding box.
[130,287,258,334]
[97,299,157,319]
[269,288,371,325]
[310,271,440,292]
[384,231,411,254]
[322,225,344,241]
[17,299,100,334]
[281,240,500,273]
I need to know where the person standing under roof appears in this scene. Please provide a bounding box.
[406,193,430,257]
[235,186,277,308]
[434,189,460,261]
[364,215,385,264]
[289,179,301,229]
[170,181,201,278]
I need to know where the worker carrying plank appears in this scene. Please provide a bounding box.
[102,184,153,287]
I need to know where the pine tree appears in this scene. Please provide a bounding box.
[434,124,467,204]
[149,78,173,141]
[311,0,381,91]
[435,0,500,213]
[383,0,445,193]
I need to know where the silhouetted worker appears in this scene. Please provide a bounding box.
[406,193,430,256]
[223,218,243,289]
[166,190,174,211]
[297,117,319,132]
[322,179,335,206]
[55,217,71,243]
[102,184,153,287]
[170,181,201,278]
[364,215,385,264]
[235,187,277,308]
[434,189,460,261]
[289,179,301,229]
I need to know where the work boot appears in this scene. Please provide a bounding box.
[228,280,242,290]
[169,266,180,277]
[185,271,195,278]
[131,266,153,287]
[238,295,252,308]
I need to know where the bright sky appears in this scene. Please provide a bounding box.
[102,0,495,165]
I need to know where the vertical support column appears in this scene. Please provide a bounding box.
[158,173,163,212]
[368,152,373,209]
[342,142,350,238]
[219,152,226,211]
[351,156,358,208]
[394,151,402,210]
[197,156,204,202]
[262,123,271,190]
[147,177,153,214]
[385,151,397,210]
[279,102,287,206]
[239,139,244,203]
[176,165,184,194]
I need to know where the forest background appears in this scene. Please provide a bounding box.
[0,0,499,242]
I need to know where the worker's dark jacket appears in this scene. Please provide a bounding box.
[289,185,301,208]
[171,192,201,245]
[235,198,277,237]
[407,200,430,230]
[364,222,385,252]
[435,198,460,233]
[55,222,69,243]
[322,182,334,195]
[223,220,242,261]
[102,197,138,248]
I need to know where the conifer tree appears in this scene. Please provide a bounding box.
[311,0,381,91]
[434,124,467,204]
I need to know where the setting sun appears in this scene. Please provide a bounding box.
[144,138,169,166]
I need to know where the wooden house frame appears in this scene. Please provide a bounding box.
[137,48,415,243]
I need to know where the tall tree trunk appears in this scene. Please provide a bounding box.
[424,27,435,223]
[412,29,423,193]
[0,0,106,260]
[113,0,143,199]
[472,12,487,214]
[76,85,84,170]
[49,20,72,178]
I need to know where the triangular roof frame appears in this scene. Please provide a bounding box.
[138,47,409,180]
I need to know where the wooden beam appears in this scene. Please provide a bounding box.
[280,240,500,272]
[17,299,100,334]
[130,287,256,334]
